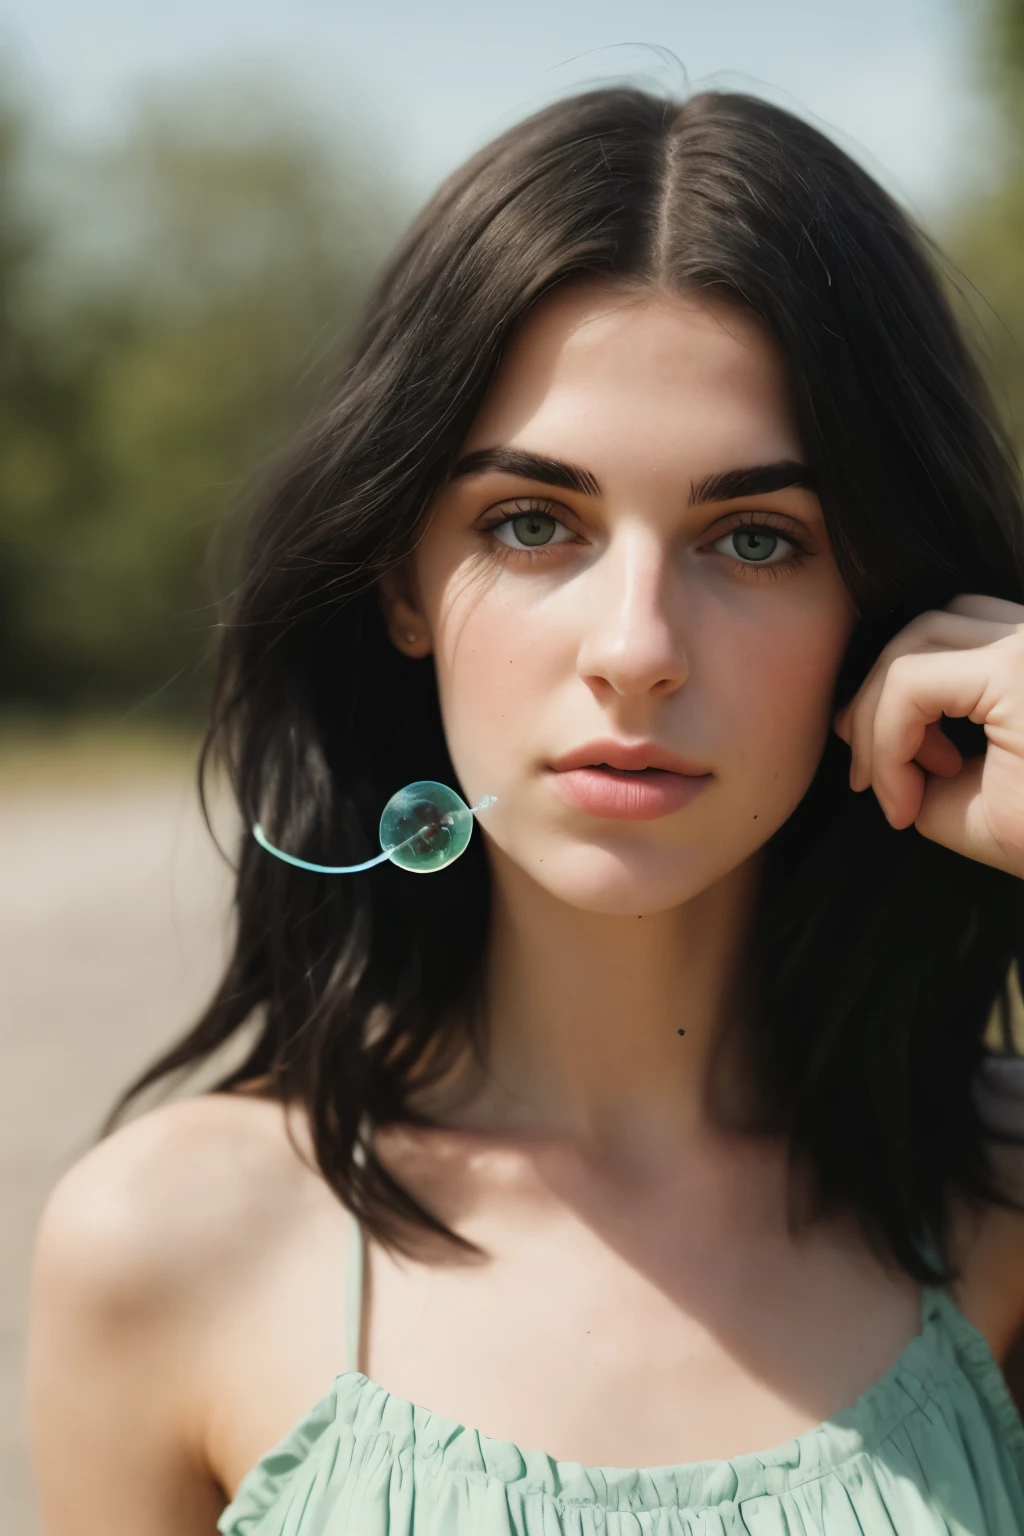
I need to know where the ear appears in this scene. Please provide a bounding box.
[378,561,432,659]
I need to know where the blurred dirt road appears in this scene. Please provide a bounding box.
[1,751,236,1534]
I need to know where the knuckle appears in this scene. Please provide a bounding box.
[884,652,916,688]
[895,611,946,651]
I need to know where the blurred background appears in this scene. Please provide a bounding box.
[2,0,1024,1530]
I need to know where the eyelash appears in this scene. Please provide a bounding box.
[481,500,812,579]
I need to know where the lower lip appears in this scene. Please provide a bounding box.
[545,766,713,820]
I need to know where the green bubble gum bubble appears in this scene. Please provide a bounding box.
[380,781,483,872]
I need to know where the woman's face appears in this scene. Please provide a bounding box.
[382,281,858,915]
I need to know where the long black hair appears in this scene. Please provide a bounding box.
[106,86,1024,1283]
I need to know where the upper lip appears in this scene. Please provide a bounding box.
[549,739,712,776]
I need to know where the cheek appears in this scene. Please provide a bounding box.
[427,575,551,789]
[713,601,849,803]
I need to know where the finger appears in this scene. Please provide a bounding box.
[841,617,1009,790]
[944,593,1024,626]
[913,754,1021,875]
[914,720,964,778]
[859,723,962,812]
[870,648,990,826]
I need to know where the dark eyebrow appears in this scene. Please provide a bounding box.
[689,460,816,506]
[450,449,814,506]
[450,447,600,498]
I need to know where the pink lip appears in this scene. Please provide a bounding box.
[545,738,714,821]
[545,765,712,821]
[549,738,711,777]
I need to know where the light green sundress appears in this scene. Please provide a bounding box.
[218,1206,1024,1535]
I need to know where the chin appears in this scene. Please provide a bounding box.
[518,839,723,916]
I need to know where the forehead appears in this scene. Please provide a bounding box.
[462,282,803,471]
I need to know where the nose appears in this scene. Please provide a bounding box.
[575,526,689,700]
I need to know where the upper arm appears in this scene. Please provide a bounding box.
[27,1110,232,1536]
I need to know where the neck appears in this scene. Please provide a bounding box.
[435,846,765,1171]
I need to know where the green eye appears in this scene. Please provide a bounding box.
[488,506,574,551]
[712,524,799,566]
[730,528,779,562]
[505,513,557,547]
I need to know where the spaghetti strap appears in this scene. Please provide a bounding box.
[343,1207,365,1375]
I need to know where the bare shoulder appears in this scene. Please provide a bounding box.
[33,1091,323,1313]
[28,1092,336,1534]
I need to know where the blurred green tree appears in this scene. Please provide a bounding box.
[0,74,403,717]
[943,1,1024,455]
[0,90,106,708]
[979,0,1024,126]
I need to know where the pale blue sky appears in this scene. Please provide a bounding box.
[0,0,993,217]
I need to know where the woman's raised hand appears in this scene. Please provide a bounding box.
[833,594,1024,878]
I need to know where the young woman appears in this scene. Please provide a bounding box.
[27,86,1024,1534]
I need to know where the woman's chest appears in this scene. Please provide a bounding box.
[206,1194,928,1500]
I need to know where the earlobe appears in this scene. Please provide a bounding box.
[397,624,432,658]
[377,567,431,658]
